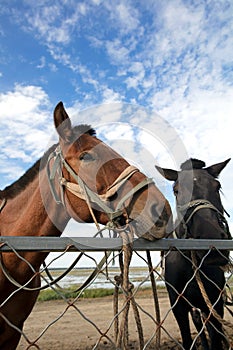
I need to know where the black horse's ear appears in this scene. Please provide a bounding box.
[54,101,73,142]
[155,165,178,181]
[205,158,231,178]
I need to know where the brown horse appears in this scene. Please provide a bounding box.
[0,102,171,349]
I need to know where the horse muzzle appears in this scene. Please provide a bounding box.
[129,200,172,241]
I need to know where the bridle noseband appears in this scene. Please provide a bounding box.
[47,146,154,227]
[177,199,231,239]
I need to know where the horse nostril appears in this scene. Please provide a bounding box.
[156,218,165,228]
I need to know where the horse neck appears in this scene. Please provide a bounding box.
[0,168,70,238]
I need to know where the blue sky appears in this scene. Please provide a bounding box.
[0,1,233,265]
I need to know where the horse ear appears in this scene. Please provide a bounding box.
[205,158,231,178]
[155,165,178,181]
[54,101,73,142]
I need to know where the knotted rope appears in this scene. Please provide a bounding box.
[113,231,162,349]
[191,251,233,348]
[146,250,161,349]
[114,230,144,349]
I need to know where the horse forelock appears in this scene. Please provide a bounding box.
[73,125,96,137]
[180,158,206,171]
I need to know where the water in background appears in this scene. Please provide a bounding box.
[41,266,165,290]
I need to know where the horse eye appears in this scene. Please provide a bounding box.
[79,152,95,162]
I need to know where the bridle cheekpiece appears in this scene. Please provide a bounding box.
[177,199,231,239]
[46,146,154,228]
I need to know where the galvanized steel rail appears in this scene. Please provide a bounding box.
[0,237,232,252]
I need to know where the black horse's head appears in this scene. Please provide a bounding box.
[155,158,231,265]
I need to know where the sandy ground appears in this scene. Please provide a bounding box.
[17,290,233,350]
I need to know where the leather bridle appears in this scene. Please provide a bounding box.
[47,145,154,228]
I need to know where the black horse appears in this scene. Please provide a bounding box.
[155,158,231,350]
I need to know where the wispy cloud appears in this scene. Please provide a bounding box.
[23,3,81,45]
[0,0,232,221]
[0,84,52,185]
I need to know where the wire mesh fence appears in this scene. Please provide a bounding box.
[0,237,232,350]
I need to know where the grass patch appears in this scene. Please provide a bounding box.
[37,284,164,302]
[38,286,116,302]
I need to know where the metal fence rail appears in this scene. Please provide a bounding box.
[0,237,232,350]
[1,237,233,251]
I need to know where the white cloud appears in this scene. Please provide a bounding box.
[1,1,233,233]
[37,56,46,69]
[0,159,25,183]
[105,39,131,65]
[101,87,121,103]
[0,84,49,120]
[48,63,58,72]
[0,85,52,185]
[24,4,77,45]
[114,2,140,33]
[91,0,102,5]
[70,102,124,127]
[47,47,79,71]
[151,84,233,220]
[100,123,134,142]
[163,1,204,46]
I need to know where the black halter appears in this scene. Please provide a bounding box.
[176,199,231,239]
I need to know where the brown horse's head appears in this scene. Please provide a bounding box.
[156,158,231,264]
[49,102,171,240]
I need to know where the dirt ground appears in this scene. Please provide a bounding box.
[17,290,233,350]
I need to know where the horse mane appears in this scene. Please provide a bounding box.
[0,144,58,200]
[0,124,96,200]
[180,158,206,171]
